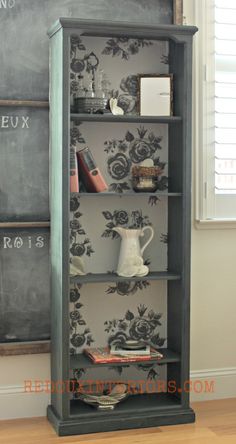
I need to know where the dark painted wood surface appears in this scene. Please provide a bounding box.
[48,19,197,435]
[50,28,70,419]
[168,37,194,408]
[48,401,195,436]
[71,114,182,123]
[70,347,180,369]
[72,192,182,197]
[70,271,181,284]
[49,19,197,39]
[70,393,181,417]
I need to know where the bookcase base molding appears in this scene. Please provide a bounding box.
[47,403,195,436]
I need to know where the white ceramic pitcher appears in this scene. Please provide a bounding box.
[113,226,154,277]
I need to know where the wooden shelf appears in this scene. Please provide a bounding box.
[70,393,181,418]
[72,192,182,197]
[70,271,181,284]
[0,221,50,228]
[70,113,182,124]
[70,348,180,369]
[0,100,49,108]
[0,340,50,356]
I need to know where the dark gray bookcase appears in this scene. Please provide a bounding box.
[47,18,197,436]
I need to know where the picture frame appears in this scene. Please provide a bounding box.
[139,74,173,117]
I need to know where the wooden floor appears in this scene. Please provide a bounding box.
[0,399,236,444]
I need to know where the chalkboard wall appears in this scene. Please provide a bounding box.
[0,0,173,350]
[0,229,50,342]
[0,0,173,100]
[0,107,49,221]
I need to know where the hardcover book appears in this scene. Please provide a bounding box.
[77,147,108,193]
[70,145,79,192]
[83,346,163,364]
[110,344,151,355]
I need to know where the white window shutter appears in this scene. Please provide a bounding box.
[215,0,236,196]
[195,0,236,222]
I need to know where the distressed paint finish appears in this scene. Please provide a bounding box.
[48,19,197,435]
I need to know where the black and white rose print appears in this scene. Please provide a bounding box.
[160,233,168,244]
[148,196,160,206]
[102,209,152,239]
[108,153,131,182]
[120,74,138,96]
[112,74,138,114]
[70,34,169,114]
[70,195,95,258]
[70,34,99,92]
[104,126,168,192]
[102,38,153,60]
[104,304,165,348]
[70,123,85,145]
[104,304,166,379]
[70,283,94,355]
[106,280,150,296]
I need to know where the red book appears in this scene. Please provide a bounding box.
[83,347,163,364]
[70,145,79,192]
[77,148,108,193]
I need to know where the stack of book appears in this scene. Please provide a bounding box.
[83,346,163,364]
[70,146,108,193]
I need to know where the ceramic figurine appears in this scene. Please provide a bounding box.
[109,97,124,115]
[70,256,86,276]
[112,226,154,277]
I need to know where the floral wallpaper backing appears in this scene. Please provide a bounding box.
[71,122,168,194]
[69,35,169,390]
[70,281,167,386]
[70,194,167,273]
[70,35,169,114]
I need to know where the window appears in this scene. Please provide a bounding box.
[195,0,236,223]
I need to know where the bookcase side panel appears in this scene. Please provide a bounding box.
[49,28,70,419]
[180,38,194,408]
[168,38,194,408]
